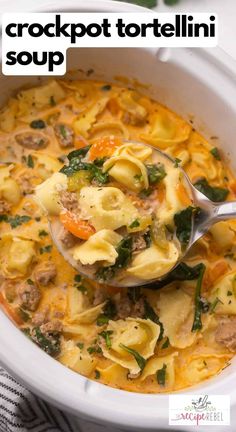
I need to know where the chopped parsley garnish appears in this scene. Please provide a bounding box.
[77,342,84,350]
[87,345,102,355]
[30,119,46,129]
[174,158,181,168]
[39,245,52,254]
[129,219,140,229]
[227,290,233,296]
[23,154,34,168]
[60,125,67,138]
[38,229,48,237]
[191,264,206,332]
[99,330,113,349]
[74,274,82,283]
[101,84,111,91]
[210,147,221,161]
[95,370,101,379]
[27,278,34,285]
[119,343,146,371]
[144,300,164,341]
[194,178,228,202]
[0,214,31,228]
[31,327,61,357]
[156,364,167,386]
[50,95,56,106]
[146,163,166,185]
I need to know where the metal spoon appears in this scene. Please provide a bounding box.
[49,143,236,288]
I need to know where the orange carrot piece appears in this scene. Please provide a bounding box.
[89,136,122,161]
[60,211,95,240]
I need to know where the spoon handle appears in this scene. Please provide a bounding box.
[213,201,236,222]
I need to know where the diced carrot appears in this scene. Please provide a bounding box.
[0,292,23,325]
[203,260,229,290]
[60,211,95,240]
[176,183,191,206]
[74,135,89,149]
[89,136,122,161]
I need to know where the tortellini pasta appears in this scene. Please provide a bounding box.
[7,237,35,274]
[103,155,149,192]
[73,97,109,137]
[127,243,179,280]
[209,272,236,315]
[59,340,97,376]
[0,164,21,205]
[72,230,122,266]
[34,172,67,215]
[101,318,160,374]
[79,186,139,230]
[141,352,178,388]
[113,142,152,162]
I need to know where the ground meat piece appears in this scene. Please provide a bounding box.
[18,282,41,311]
[132,234,146,254]
[0,199,11,214]
[122,112,146,127]
[54,124,74,148]
[32,307,50,326]
[58,226,77,249]
[18,173,34,195]
[40,320,63,334]
[60,190,78,212]
[34,262,57,286]
[15,133,48,150]
[93,288,106,306]
[215,318,236,352]
[114,293,145,319]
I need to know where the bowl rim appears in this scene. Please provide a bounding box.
[0,1,236,430]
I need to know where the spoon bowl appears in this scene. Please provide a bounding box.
[49,141,236,288]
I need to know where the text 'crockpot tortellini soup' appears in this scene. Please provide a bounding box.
[0,78,236,393]
[35,140,194,286]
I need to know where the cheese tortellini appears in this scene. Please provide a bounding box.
[101,318,160,374]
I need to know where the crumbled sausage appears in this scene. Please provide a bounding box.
[58,226,77,249]
[0,199,11,214]
[40,320,63,334]
[132,234,146,254]
[114,293,145,319]
[54,124,74,148]
[122,112,146,127]
[32,307,50,326]
[15,133,48,150]
[93,288,106,306]
[34,262,57,286]
[59,190,78,212]
[215,318,236,352]
[18,173,34,195]
[18,282,41,311]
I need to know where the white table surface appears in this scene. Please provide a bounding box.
[0,0,235,60]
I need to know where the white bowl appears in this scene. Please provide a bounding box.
[1,1,236,431]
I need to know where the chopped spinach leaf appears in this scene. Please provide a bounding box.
[120,0,157,8]
[156,363,167,386]
[27,279,34,285]
[77,342,84,350]
[139,188,153,198]
[194,178,228,202]
[74,274,82,283]
[209,297,223,314]
[97,300,117,326]
[0,214,8,223]
[26,154,34,168]
[147,262,204,290]
[191,264,206,332]
[39,245,52,254]
[129,219,140,229]
[174,206,196,245]
[146,163,166,185]
[93,157,107,167]
[161,338,170,349]
[96,315,110,326]
[119,343,146,371]
[210,147,221,161]
[96,236,133,281]
[30,119,46,129]
[144,300,164,341]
